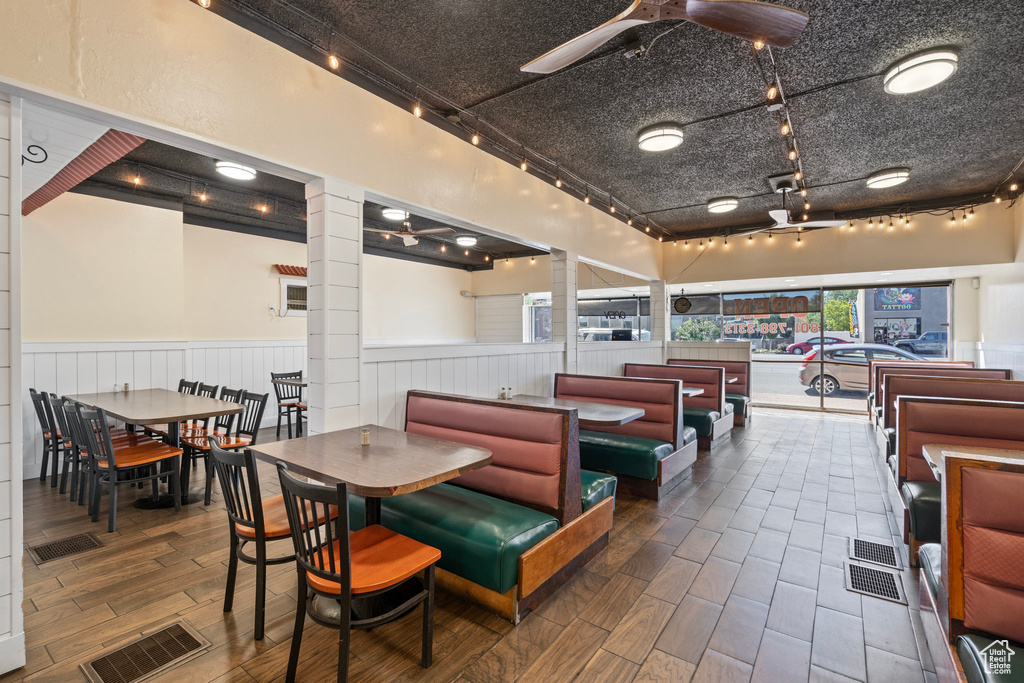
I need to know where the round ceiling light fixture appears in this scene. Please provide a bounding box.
[637,124,684,152]
[381,208,409,221]
[215,161,257,181]
[455,236,478,247]
[866,168,910,189]
[883,50,958,94]
[707,197,739,213]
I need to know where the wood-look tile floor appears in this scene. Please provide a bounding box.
[3,411,935,682]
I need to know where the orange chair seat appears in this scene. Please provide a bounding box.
[182,434,251,451]
[305,525,441,595]
[42,430,62,439]
[234,495,339,540]
[97,444,183,469]
[279,401,307,410]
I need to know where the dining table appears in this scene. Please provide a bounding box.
[681,387,705,398]
[509,394,645,427]
[725,376,739,384]
[920,443,1024,483]
[67,388,244,507]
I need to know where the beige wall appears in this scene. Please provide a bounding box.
[974,203,1024,343]
[24,192,186,341]
[0,0,661,281]
[363,254,475,344]
[183,224,306,341]
[471,254,650,296]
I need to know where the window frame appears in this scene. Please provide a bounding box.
[279,275,308,318]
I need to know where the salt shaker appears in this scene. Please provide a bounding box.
[360,427,370,446]
[123,383,130,392]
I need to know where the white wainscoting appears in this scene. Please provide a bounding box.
[955,341,1024,378]
[666,341,753,363]
[578,341,665,376]
[475,295,526,343]
[21,340,307,479]
[361,343,565,430]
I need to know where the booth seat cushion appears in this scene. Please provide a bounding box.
[887,455,898,480]
[957,634,1024,683]
[901,481,941,544]
[580,470,617,512]
[683,408,720,436]
[725,394,750,415]
[348,484,558,595]
[918,543,942,600]
[883,427,896,455]
[868,391,875,407]
[579,430,677,481]
[723,402,735,415]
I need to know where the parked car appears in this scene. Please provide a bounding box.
[798,343,923,396]
[893,330,947,356]
[786,336,851,355]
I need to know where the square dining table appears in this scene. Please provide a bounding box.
[250,424,492,526]
[67,388,243,507]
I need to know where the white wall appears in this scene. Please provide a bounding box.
[475,294,526,343]
[362,254,475,344]
[578,341,664,376]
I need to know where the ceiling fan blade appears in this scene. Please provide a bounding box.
[363,227,397,234]
[684,0,809,48]
[767,209,790,226]
[521,1,655,74]
[795,220,847,228]
[401,235,419,247]
[411,227,457,235]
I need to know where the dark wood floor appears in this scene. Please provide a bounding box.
[3,411,934,682]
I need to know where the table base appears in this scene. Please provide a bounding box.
[133,491,200,509]
[310,578,423,623]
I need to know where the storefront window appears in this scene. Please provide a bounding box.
[578,298,650,341]
[670,295,722,341]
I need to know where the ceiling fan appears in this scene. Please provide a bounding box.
[520,0,809,74]
[767,209,845,231]
[364,223,455,247]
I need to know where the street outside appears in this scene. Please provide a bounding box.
[750,354,867,411]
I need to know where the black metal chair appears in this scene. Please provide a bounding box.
[272,372,306,439]
[209,441,303,640]
[145,381,212,438]
[29,388,64,487]
[276,463,440,683]
[78,404,184,532]
[48,394,81,499]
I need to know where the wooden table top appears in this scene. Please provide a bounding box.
[681,387,705,397]
[271,377,308,388]
[511,394,645,426]
[67,389,243,424]
[921,443,1024,481]
[250,424,492,497]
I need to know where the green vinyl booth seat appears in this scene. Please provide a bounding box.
[580,470,617,512]
[918,542,942,601]
[725,394,750,418]
[579,429,695,481]
[883,427,896,456]
[902,480,941,544]
[957,634,1024,683]
[683,407,723,437]
[348,472,618,595]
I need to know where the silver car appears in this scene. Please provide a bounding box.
[798,343,924,396]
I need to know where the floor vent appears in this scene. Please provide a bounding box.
[80,621,209,683]
[27,533,102,564]
[849,537,901,569]
[844,562,906,604]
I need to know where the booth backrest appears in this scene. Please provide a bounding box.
[404,391,581,524]
[877,366,1009,420]
[869,360,973,397]
[897,397,1024,483]
[960,466,1024,643]
[667,358,751,398]
[624,363,725,415]
[553,373,683,449]
[882,374,1020,429]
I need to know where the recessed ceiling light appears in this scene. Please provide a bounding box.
[707,197,739,213]
[866,168,910,189]
[884,50,958,94]
[637,124,684,152]
[381,208,409,221]
[455,236,477,247]
[215,161,256,181]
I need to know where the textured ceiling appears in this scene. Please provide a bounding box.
[82,141,540,269]
[214,0,1024,238]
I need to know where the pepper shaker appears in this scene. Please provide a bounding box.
[360,427,370,446]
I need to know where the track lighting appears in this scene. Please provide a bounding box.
[471,132,480,145]
[328,54,340,70]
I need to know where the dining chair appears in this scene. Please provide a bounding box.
[272,372,306,439]
[276,463,440,683]
[47,394,81,499]
[29,388,64,487]
[77,404,184,532]
[209,441,309,640]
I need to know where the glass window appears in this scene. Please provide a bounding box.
[578,298,650,341]
[670,295,722,341]
[870,349,905,361]
[829,348,868,363]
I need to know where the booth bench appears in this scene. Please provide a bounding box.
[667,358,752,426]
[868,360,974,422]
[553,373,696,500]
[349,390,616,623]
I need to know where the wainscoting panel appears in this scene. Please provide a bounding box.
[21,340,306,479]
[361,343,565,430]
[578,341,665,377]
[955,341,1024,378]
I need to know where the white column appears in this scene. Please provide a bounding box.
[650,279,670,362]
[551,250,578,375]
[305,178,364,434]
